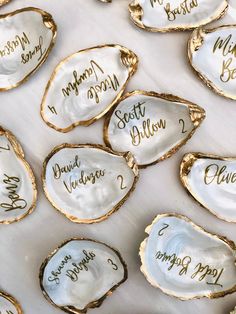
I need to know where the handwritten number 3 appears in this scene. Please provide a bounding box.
[117,175,127,190]
[179,119,187,134]
[108,259,118,271]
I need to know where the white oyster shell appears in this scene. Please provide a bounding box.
[129,0,228,32]
[40,238,127,314]
[189,26,236,100]
[104,91,205,167]
[0,291,23,314]
[0,7,56,91]
[180,153,236,223]
[0,127,37,224]
[140,213,236,300]
[42,144,139,223]
[41,44,138,132]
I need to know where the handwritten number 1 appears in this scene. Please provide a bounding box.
[108,259,118,270]
[179,119,187,134]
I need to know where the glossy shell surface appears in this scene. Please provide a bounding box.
[189,25,236,100]
[0,7,57,91]
[0,291,23,314]
[40,238,127,314]
[42,144,139,223]
[104,90,205,167]
[0,127,37,224]
[41,44,138,132]
[140,213,236,300]
[129,0,228,32]
[180,153,236,223]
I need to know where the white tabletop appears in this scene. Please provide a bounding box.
[1,0,236,313]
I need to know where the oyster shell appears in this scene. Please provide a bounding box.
[188,25,236,100]
[180,153,236,223]
[0,7,56,91]
[104,90,205,168]
[42,144,138,223]
[129,0,228,32]
[140,213,236,300]
[39,238,127,314]
[0,291,23,314]
[41,44,138,133]
[0,127,37,224]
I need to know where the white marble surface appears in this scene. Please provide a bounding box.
[1,0,236,313]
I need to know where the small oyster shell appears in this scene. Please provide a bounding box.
[0,7,56,91]
[39,238,127,314]
[0,127,37,224]
[42,144,139,223]
[0,291,23,314]
[104,90,205,168]
[180,153,236,223]
[188,25,236,100]
[41,44,138,133]
[140,213,236,300]
[129,0,228,32]
[230,307,236,314]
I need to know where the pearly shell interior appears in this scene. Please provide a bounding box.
[0,291,23,314]
[0,7,56,90]
[40,238,127,313]
[180,153,236,223]
[42,144,138,223]
[0,127,37,224]
[129,0,228,32]
[104,91,205,167]
[140,214,236,300]
[188,25,236,100]
[41,45,138,132]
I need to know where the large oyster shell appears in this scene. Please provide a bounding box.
[180,153,236,223]
[104,90,205,168]
[42,144,139,223]
[0,7,57,91]
[0,127,37,224]
[129,0,228,32]
[39,238,127,314]
[0,291,23,314]
[188,25,236,100]
[41,44,138,132]
[140,213,236,300]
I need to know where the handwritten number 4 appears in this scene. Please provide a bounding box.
[107,259,118,271]
[179,119,187,134]
[48,105,57,115]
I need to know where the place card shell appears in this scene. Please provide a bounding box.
[42,144,139,223]
[140,213,236,300]
[0,127,37,224]
[41,44,138,132]
[129,0,228,33]
[0,7,57,91]
[39,238,127,314]
[188,25,236,100]
[104,90,205,168]
[0,291,23,314]
[180,153,236,223]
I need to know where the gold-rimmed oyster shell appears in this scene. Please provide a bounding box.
[140,213,236,300]
[188,25,236,100]
[41,44,138,133]
[39,238,128,314]
[180,153,236,223]
[0,291,23,314]
[0,7,57,91]
[42,144,139,223]
[129,0,228,33]
[104,90,205,168]
[0,127,37,224]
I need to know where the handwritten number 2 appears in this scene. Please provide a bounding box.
[117,175,127,190]
[108,259,118,271]
[179,119,187,134]
[158,224,169,236]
